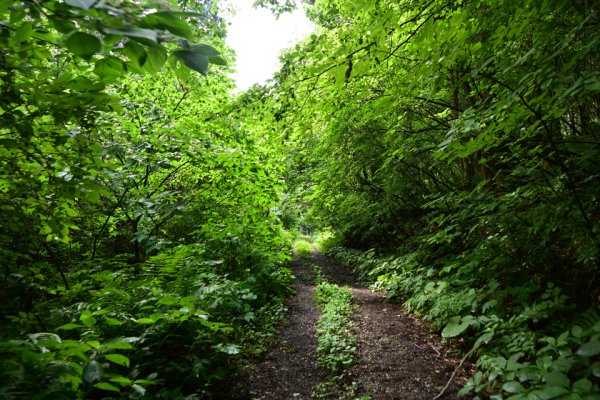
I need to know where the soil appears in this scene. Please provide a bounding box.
[227,251,472,399]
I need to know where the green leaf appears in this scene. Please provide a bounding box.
[51,17,76,34]
[157,295,179,305]
[95,382,120,392]
[441,316,471,338]
[576,341,600,357]
[538,385,570,399]
[105,353,130,367]
[58,322,84,330]
[143,12,192,39]
[191,43,220,57]
[169,54,191,81]
[475,332,494,347]
[572,378,592,394]
[143,46,167,74]
[86,340,100,349]
[14,21,33,43]
[507,352,524,371]
[94,57,125,79]
[334,64,346,86]
[173,49,209,75]
[502,381,525,394]
[208,56,227,66]
[544,372,570,388]
[123,40,146,62]
[105,317,123,326]
[64,0,97,10]
[65,32,101,59]
[505,395,527,400]
[83,360,103,383]
[102,341,134,350]
[584,76,600,92]
[103,28,158,43]
[80,315,97,327]
[133,378,158,385]
[109,376,132,386]
[135,318,155,324]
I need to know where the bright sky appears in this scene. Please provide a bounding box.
[223,1,315,90]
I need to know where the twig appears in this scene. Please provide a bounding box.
[430,343,441,356]
[432,345,476,400]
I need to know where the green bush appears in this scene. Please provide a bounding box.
[314,229,339,254]
[293,240,314,258]
[0,244,292,398]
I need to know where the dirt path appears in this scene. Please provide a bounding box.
[231,252,470,399]
[348,287,464,399]
[232,256,325,399]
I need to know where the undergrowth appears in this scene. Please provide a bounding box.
[314,229,339,253]
[293,239,314,258]
[0,244,292,399]
[328,246,600,399]
[315,280,356,373]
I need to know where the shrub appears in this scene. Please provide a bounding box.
[314,229,339,254]
[0,244,292,398]
[293,240,313,258]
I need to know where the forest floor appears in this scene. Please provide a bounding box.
[226,251,473,399]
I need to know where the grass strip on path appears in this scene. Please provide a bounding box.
[315,281,356,373]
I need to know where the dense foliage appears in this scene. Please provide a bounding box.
[271,0,600,398]
[0,0,292,397]
[3,0,600,397]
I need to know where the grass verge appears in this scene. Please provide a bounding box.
[315,281,356,373]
